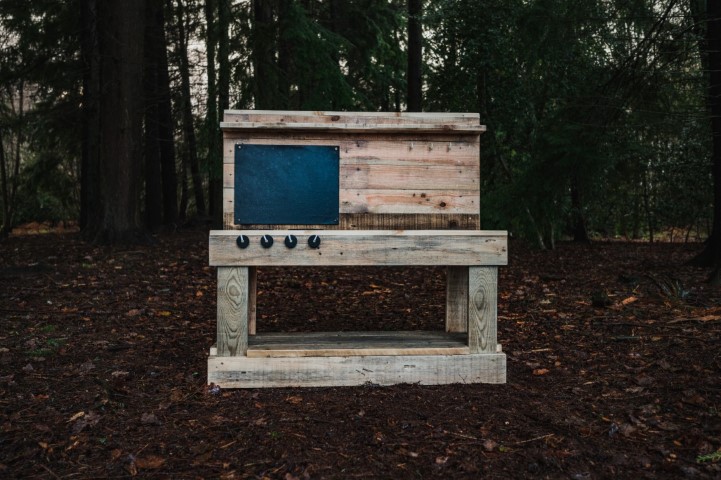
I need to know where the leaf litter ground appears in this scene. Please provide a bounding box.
[1,230,720,479]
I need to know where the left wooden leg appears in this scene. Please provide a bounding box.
[216,266,249,356]
[446,266,469,332]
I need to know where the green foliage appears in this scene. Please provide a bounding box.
[697,450,721,464]
[0,0,82,230]
[0,0,713,245]
[15,149,78,224]
[427,0,711,246]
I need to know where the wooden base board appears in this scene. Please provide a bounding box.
[208,351,506,388]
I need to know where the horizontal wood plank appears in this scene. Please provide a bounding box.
[245,331,469,357]
[223,162,479,191]
[224,110,482,127]
[223,137,479,166]
[224,188,478,216]
[209,230,507,267]
[340,189,477,214]
[222,212,480,230]
[208,352,506,387]
[220,122,484,134]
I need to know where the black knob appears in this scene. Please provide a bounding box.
[284,235,298,249]
[308,235,321,249]
[260,235,274,248]
[236,235,249,249]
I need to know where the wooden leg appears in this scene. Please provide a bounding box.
[446,266,468,332]
[468,266,498,353]
[217,267,249,356]
[248,267,257,335]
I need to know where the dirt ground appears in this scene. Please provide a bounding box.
[1,229,720,479]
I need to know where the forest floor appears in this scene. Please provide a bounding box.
[1,228,721,479]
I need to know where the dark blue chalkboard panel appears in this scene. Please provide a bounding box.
[234,144,340,225]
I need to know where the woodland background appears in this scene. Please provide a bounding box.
[3,2,721,477]
[0,0,720,277]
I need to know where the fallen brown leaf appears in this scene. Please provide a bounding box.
[135,455,166,469]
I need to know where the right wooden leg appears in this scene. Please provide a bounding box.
[248,267,257,335]
[468,266,498,353]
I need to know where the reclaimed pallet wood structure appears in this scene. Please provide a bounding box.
[208,110,508,387]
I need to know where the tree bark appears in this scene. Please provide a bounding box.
[691,0,721,283]
[705,1,721,283]
[0,126,8,237]
[144,0,164,230]
[277,0,292,107]
[407,0,423,112]
[205,0,222,226]
[210,0,230,227]
[80,0,101,233]
[570,174,590,242]
[88,0,146,243]
[252,0,278,109]
[175,0,206,215]
[156,1,178,225]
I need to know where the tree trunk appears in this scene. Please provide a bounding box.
[252,0,277,109]
[643,168,654,243]
[88,0,146,243]
[407,0,422,112]
[179,144,189,220]
[205,0,222,227]
[277,0,292,107]
[1,84,23,237]
[210,0,230,227]
[0,126,9,237]
[156,1,178,225]
[144,0,164,230]
[80,0,101,233]
[570,174,590,242]
[691,1,721,283]
[175,0,206,215]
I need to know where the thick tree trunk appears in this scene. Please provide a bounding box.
[90,0,146,243]
[691,1,721,283]
[80,0,101,233]
[252,0,277,109]
[144,0,164,230]
[277,0,292,107]
[706,2,721,283]
[407,0,422,112]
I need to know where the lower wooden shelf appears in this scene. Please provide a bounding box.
[212,331,470,358]
[208,331,505,388]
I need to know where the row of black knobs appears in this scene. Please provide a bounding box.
[236,234,321,250]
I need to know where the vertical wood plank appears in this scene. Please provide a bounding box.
[248,267,257,335]
[217,267,249,356]
[446,266,468,332]
[468,267,498,353]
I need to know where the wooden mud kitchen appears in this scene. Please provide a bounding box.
[208,110,508,388]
